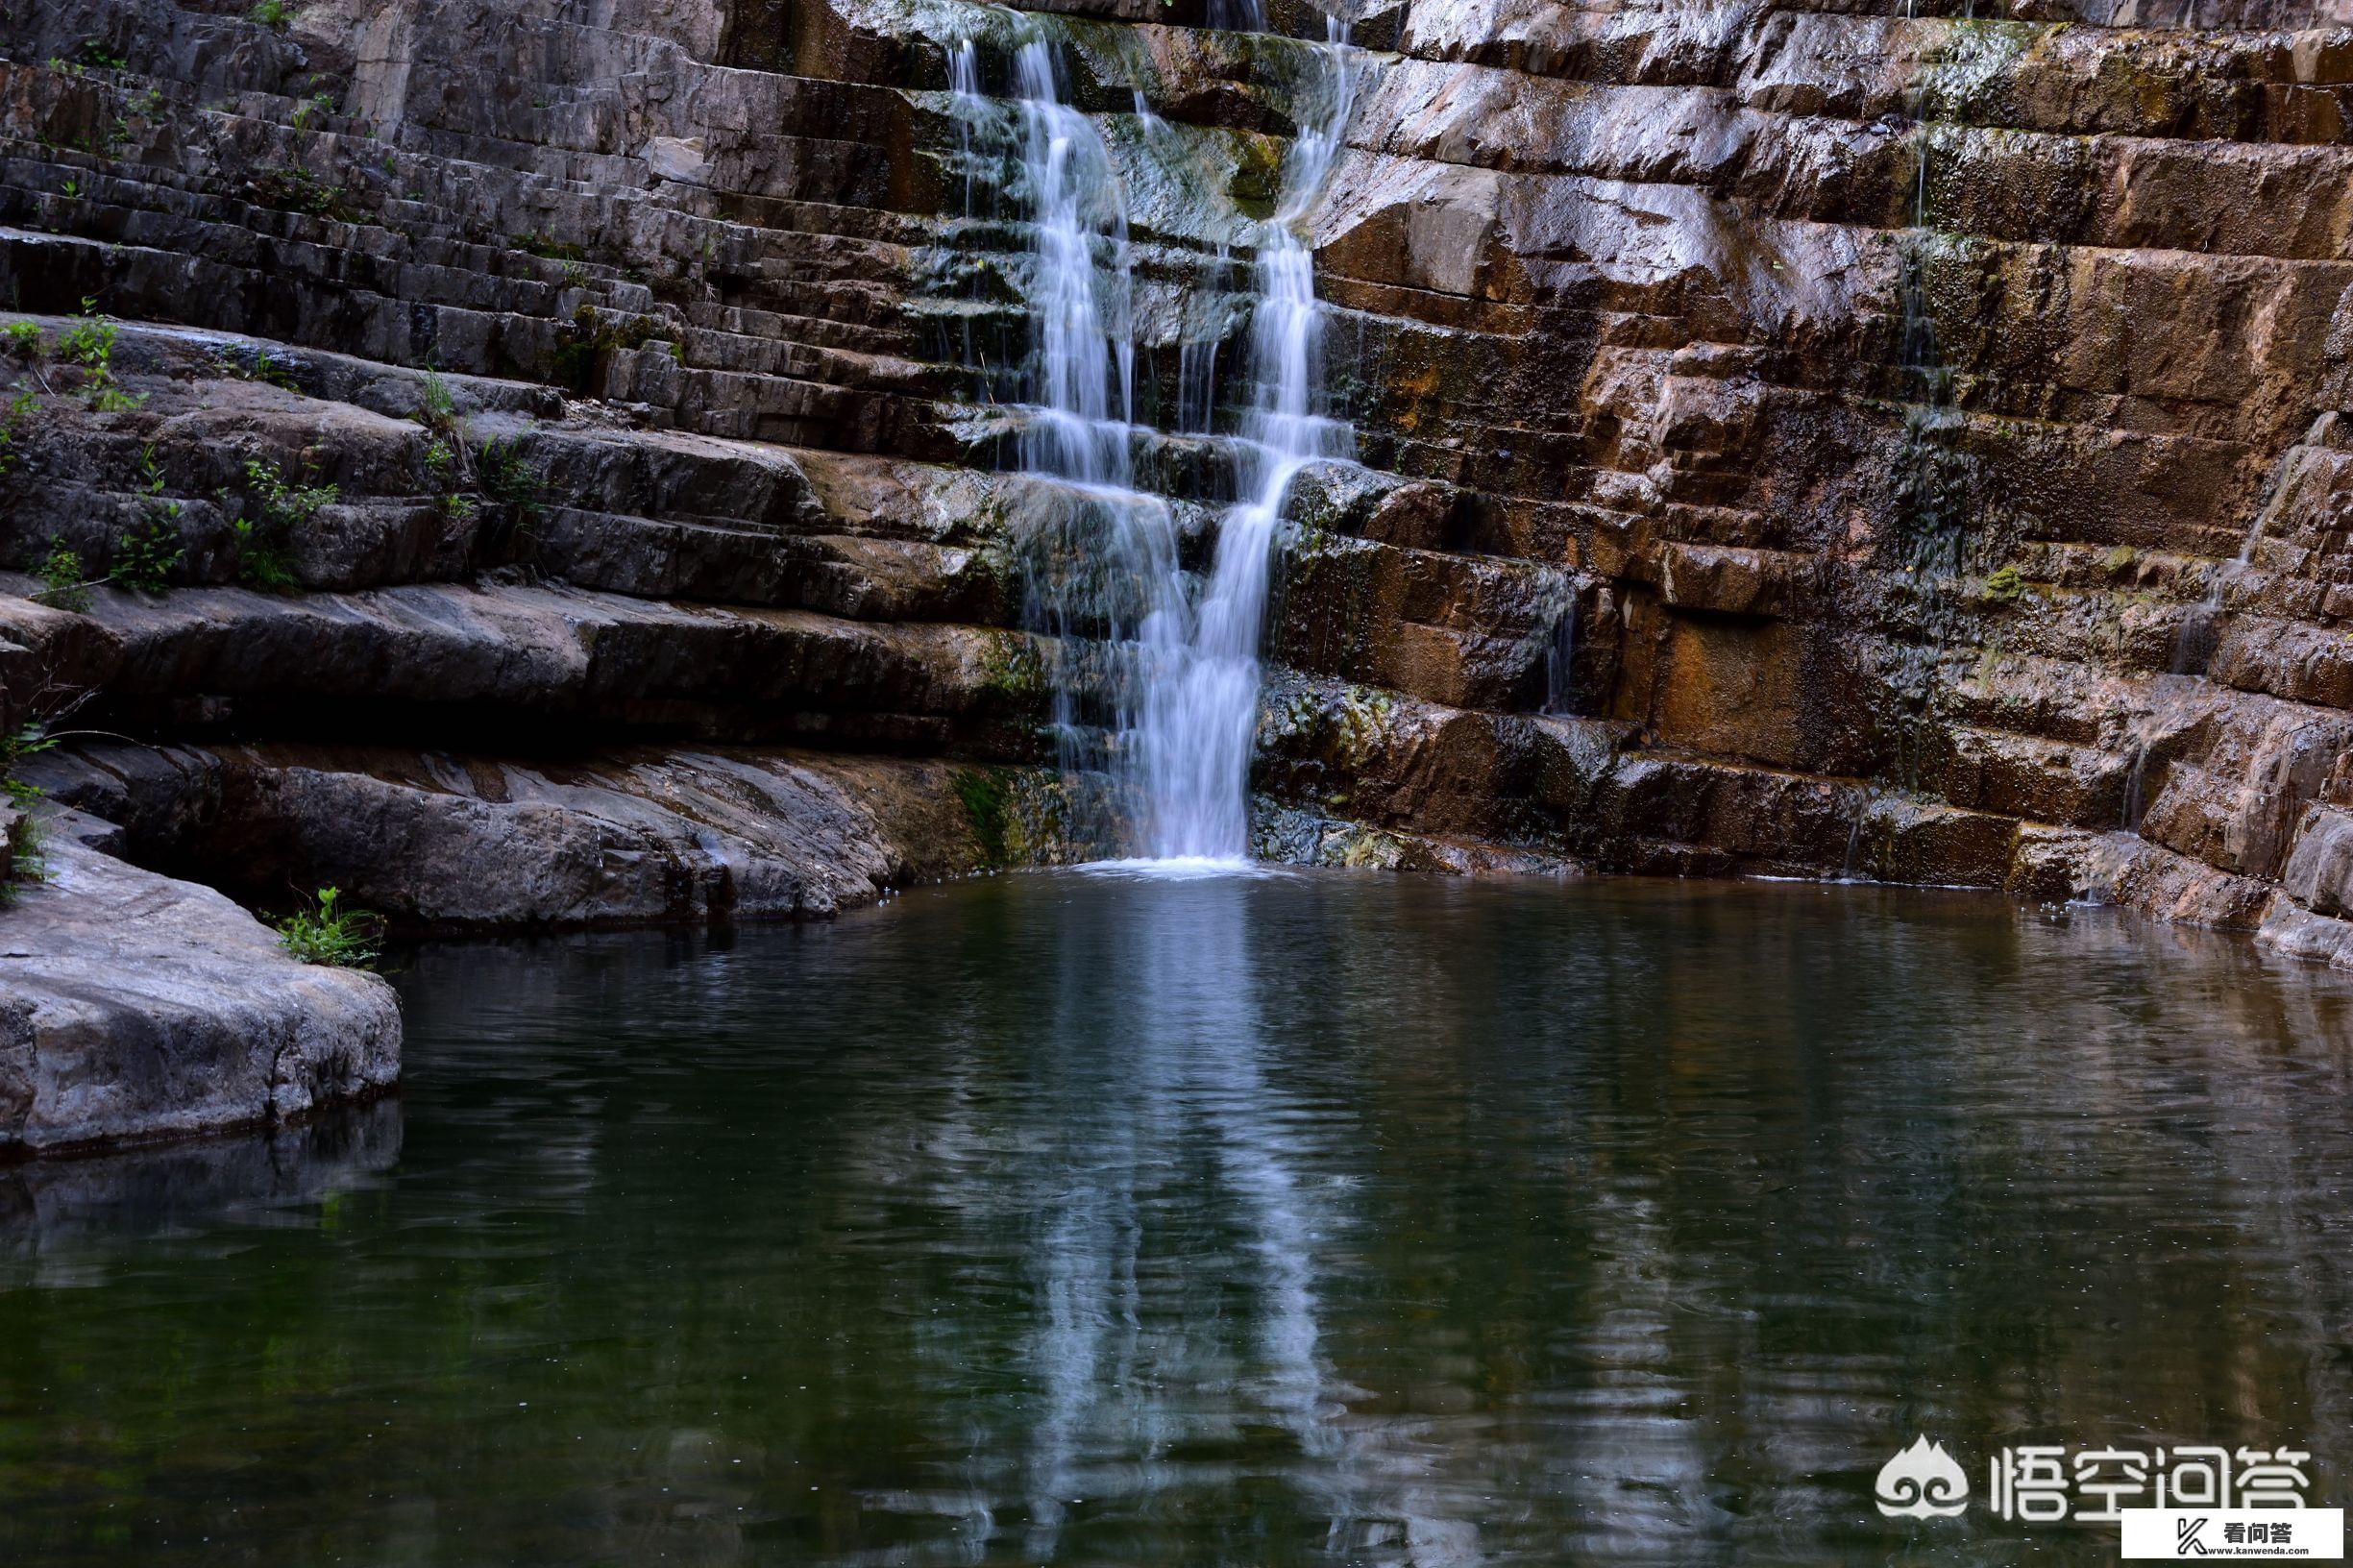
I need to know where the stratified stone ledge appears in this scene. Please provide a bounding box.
[0,832,401,1156]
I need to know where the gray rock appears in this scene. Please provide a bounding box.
[0,833,400,1154]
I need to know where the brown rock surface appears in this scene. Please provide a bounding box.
[0,0,2348,1002]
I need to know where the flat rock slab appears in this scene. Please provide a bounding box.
[0,836,401,1155]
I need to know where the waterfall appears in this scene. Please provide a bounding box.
[944,10,1360,868]
[1134,17,1358,864]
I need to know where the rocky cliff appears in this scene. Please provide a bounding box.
[1,0,2351,978]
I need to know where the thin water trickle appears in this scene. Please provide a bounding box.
[1541,595,1578,716]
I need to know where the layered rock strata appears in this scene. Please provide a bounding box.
[0,0,2346,989]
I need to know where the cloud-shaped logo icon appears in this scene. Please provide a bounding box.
[1875,1436,1971,1518]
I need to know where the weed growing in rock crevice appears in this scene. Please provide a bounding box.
[60,299,144,412]
[223,454,336,591]
[274,885,384,968]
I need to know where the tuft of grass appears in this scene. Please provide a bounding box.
[274,885,384,968]
[416,365,457,433]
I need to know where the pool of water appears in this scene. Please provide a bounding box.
[4,871,2351,1564]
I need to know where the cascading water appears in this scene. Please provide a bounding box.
[1139,18,1357,863]
[943,9,1360,868]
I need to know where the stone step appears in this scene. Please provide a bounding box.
[0,576,1056,755]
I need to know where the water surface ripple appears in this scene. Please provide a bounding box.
[3,874,2350,1564]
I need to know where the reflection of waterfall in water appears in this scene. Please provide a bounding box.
[944,12,1359,866]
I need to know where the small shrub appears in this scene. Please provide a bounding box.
[33,539,92,612]
[274,885,384,968]
[242,454,338,529]
[247,0,293,28]
[0,321,44,358]
[76,38,127,71]
[109,517,182,593]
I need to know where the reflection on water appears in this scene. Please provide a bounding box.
[3,873,2351,1565]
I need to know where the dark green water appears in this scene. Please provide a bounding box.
[4,871,2350,1565]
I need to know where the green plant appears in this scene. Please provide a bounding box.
[60,299,144,412]
[218,344,301,389]
[247,0,293,28]
[274,885,384,968]
[1,719,61,894]
[507,229,586,263]
[241,454,338,528]
[59,175,84,201]
[224,454,335,591]
[0,386,36,475]
[76,38,127,71]
[33,538,93,612]
[106,447,184,593]
[416,365,457,432]
[1981,564,2026,604]
[109,517,181,593]
[289,91,334,131]
[247,163,356,221]
[0,322,43,358]
[478,437,542,517]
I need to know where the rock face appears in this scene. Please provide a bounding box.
[0,0,2349,970]
[0,832,400,1154]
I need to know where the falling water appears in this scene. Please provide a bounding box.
[1135,17,1358,863]
[944,10,1360,867]
[1541,595,1579,716]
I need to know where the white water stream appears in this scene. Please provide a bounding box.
[947,10,1359,867]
